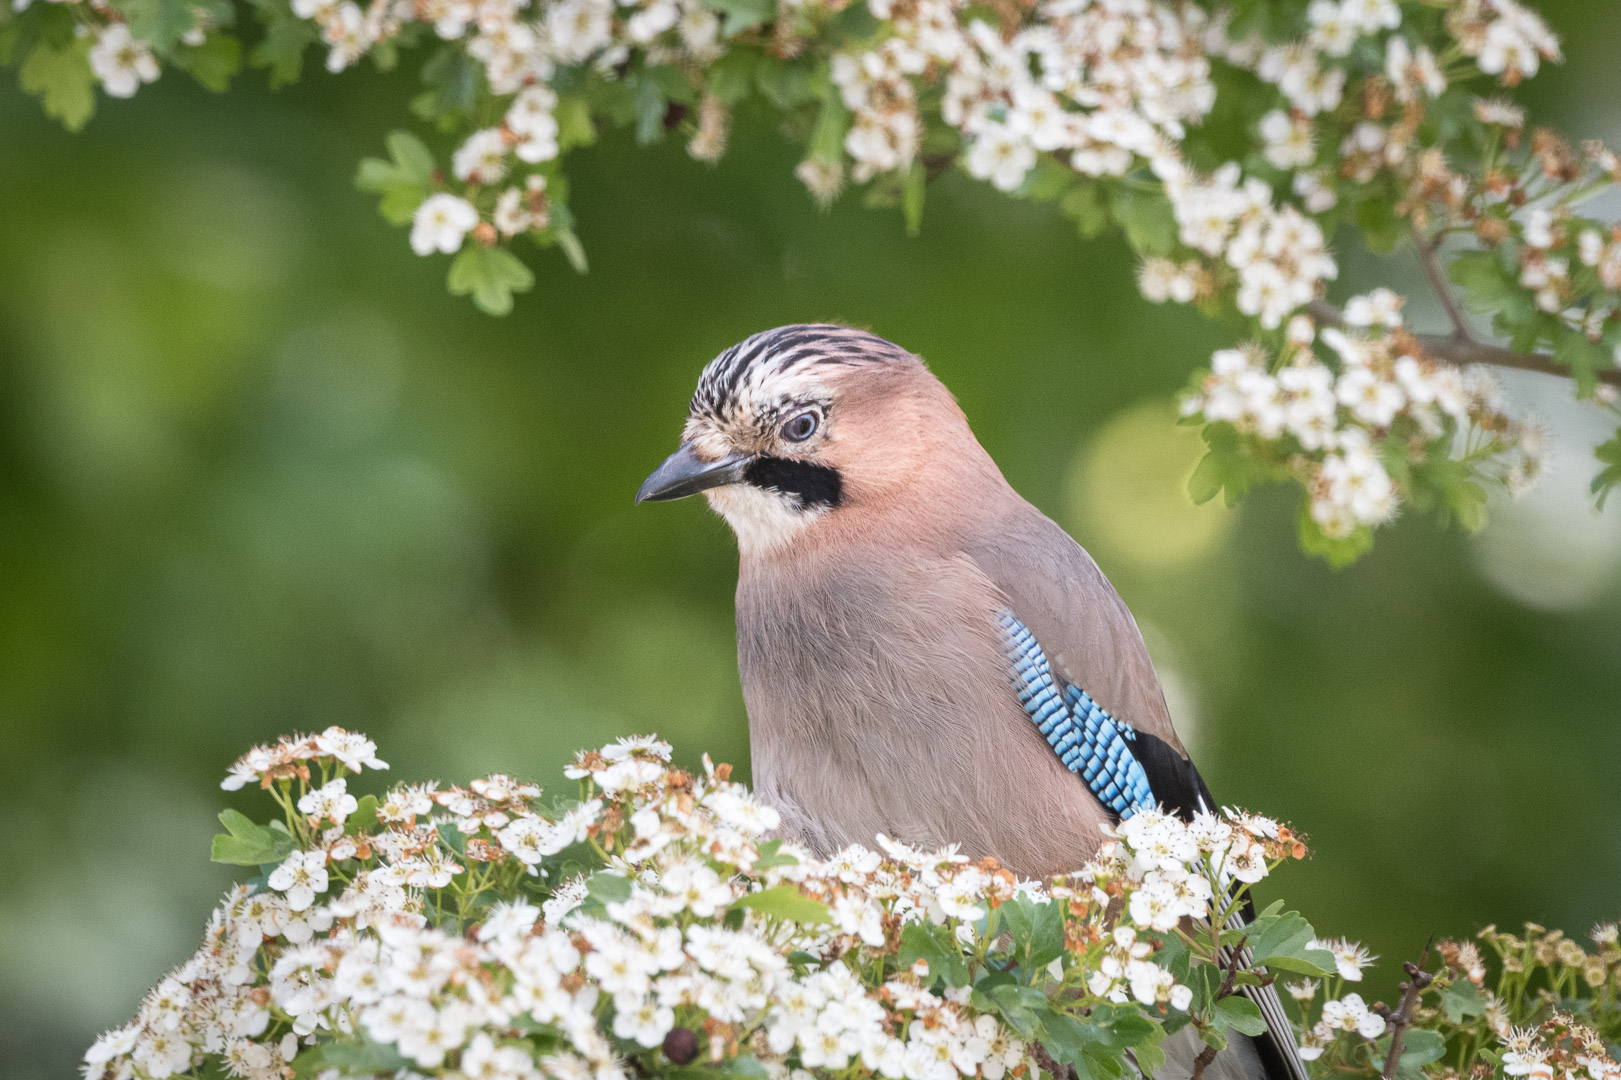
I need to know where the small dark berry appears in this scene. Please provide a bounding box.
[663,1027,699,1065]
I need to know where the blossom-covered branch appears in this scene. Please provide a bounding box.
[7,0,1621,560]
[82,728,1621,1080]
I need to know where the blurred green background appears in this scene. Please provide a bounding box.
[5,2,1621,1072]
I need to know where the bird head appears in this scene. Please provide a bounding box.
[636,324,987,556]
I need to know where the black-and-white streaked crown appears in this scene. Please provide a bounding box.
[690,324,913,420]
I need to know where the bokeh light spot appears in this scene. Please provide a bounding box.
[1066,398,1233,569]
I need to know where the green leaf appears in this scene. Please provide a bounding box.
[1211,995,1268,1037]
[898,921,970,987]
[1442,980,1486,1024]
[174,33,242,92]
[634,72,667,145]
[291,1040,410,1078]
[1000,896,1064,972]
[552,95,596,151]
[1059,183,1109,238]
[1412,456,1489,533]
[345,794,378,837]
[1592,431,1621,508]
[1017,156,1075,202]
[436,820,469,857]
[448,246,537,317]
[1554,329,1608,397]
[117,0,197,52]
[755,58,816,109]
[665,1056,771,1080]
[984,983,1048,1039]
[1112,187,1176,256]
[413,45,481,127]
[1187,422,1262,508]
[752,838,800,870]
[730,885,831,925]
[1449,249,1533,327]
[211,809,297,866]
[1246,909,1336,978]
[245,0,317,87]
[700,0,774,34]
[646,63,698,104]
[1355,194,1403,254]
[1399,1028,1447,1069]
[902,160,926,237]
[707,49,757,104]
[19,38,94,132]
[553,227,589,275]
[1297,507,1374,567]
[587,872,634,904]
[354,130,435,225]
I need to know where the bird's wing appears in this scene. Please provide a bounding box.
[961,507,1184,752]
[996,608,1309,1080]
[969,515,1310,1080]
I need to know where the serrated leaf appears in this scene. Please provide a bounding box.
[1247,909,1336,978]
[20,38,94,132]
[898,921,970,987]
[355,130,435,225]
[1442,980,1485,1023]
[752,838,800,870]
[555,96,597,150]
[586,872,633,904]
[706,48,757,104]
[118,0,196,52]
[413,45,480,126]
[730,885,831,925]
[1211,995,1267,1037]
[1297,505,1374,567]
[1592,432,1621,508]
[1399,1028,1447,1069]
[1555,330,1608,398]
[700,0,774,34]
[291,1040,410,1078]
[903,160,925,237]
[1017,156,1075,202]
[1113,187,1175,256]
[755,59,816,109]
[553,227,589,275]
[448,246,536,316]
[245,0,316,87]
[633,72,666,145]
[1059,183,1109,238]
[345,794,378,837]
[174,33,242,92]
[211,809,297,866]
[1000,896,1064,972]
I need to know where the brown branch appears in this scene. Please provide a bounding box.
[1190,935,1249,1080]
[1029,1039,1077,1080]
[1373,943,1435,1080]
[1304,299,1621,388]
[1411,227,1473,343]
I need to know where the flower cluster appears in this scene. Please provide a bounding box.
[12,0,1621,558]
[82,730,1345,1080]
[1182,291,1547,539]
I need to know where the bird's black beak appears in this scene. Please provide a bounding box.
[636,444,752,504]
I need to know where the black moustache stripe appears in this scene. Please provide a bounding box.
[743,457,843,509]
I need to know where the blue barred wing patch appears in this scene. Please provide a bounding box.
[997,610,1156,818]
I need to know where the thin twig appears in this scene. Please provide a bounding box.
[1190,936,1249,1080]
[1305,299,1621,388]
[1374,941,1435,1080]
[1411,227,1473,342]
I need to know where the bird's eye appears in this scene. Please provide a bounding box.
[782,411,819,443]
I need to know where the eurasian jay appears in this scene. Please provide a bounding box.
[637,324,1307,1080]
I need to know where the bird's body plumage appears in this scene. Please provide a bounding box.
[638,324,1307,1080]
